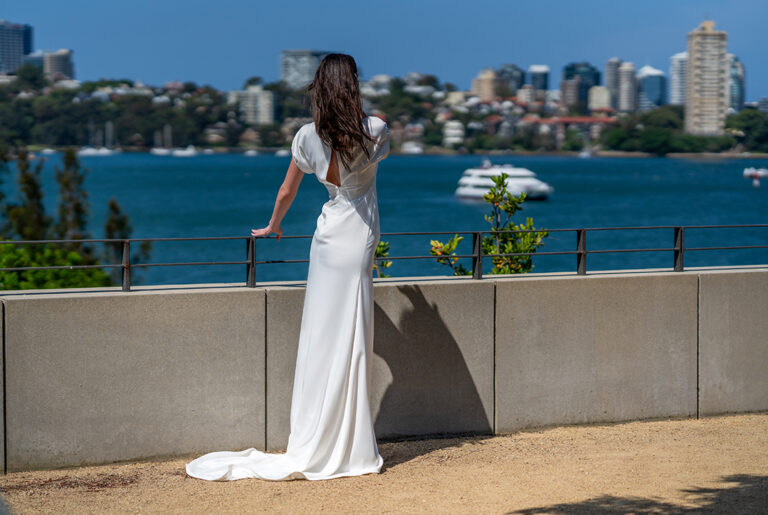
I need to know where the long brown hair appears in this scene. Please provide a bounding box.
[307,53,373,169]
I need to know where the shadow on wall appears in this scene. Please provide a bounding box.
[372,284,492,466]
[510,474,768,514]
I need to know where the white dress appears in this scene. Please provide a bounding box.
[186,116,390,481]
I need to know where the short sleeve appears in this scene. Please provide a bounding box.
[291,126,315,174]
[369,120,390,165]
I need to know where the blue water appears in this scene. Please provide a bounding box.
[5,152,767,285]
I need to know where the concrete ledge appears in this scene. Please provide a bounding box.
[2,290,266,471]
[699,269,768,415]
[495,274,698,433]
[0,268,765,471]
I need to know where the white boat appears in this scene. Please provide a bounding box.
[150,147,172,156]
[401,141,424,154]
[40,148,57,155]
[203,148,215,155]
[171,145,198,157]
[275,149,291,157]
[77,146,117,157]
[244,149,259,156]
[455,159,553,201]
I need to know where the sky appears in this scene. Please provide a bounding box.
[4,0,767,101]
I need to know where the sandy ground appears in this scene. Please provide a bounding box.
[1,413,766,514]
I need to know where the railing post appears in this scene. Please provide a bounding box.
[674,226,685,272]
[246,236,256,287]
[472,231,483,279]
[576,229,587,275]
[121,239,131,291]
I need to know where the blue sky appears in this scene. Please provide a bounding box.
[4,0,767,100]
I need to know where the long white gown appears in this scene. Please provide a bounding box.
[186,116,390,481]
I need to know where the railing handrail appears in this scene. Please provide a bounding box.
[0,224,766,291]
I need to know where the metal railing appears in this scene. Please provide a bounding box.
[0,224,766,291]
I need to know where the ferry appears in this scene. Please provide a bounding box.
[455,160,553,201]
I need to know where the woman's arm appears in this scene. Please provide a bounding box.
[250,157,305,241]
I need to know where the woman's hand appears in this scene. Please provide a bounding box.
[251,223,283,241]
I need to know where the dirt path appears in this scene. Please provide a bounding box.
[2,413,767,514]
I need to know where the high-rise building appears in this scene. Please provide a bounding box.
[280,50,331,90]
[669,51,688,105]
[758,98,768,115]
[496,63,525,93]
[528,65,549,92]
[637,65,667,111]
[227,85,275,125]
[22,49,44,70]
[727,54,745,113]
[618,61,637,112]
[22,24,32,55]
[470,68,498,102]
[605,57,622,109]
[0,19,33,74]
[563,62,601,105]
[44,49,75,80]
[588,85,611,111]
[560,77,581,108]
[516,84,536,104]
[685,20,728,135]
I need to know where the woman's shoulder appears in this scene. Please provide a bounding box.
[363,115,388,139]
[296,121,317,138]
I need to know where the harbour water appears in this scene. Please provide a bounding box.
[6,152,767,285]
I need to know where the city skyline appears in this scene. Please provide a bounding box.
[2,0,767,100]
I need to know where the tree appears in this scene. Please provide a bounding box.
[54,149,91,258]
[0,147,151,290]
[639,128,674,156]
[0,243,111,290]
[5,149,51,240]
[0,143,10,234]
[726,110,768,152]
[103,197,152,283]
[14,63,47,91]
[182,81,199,93]
[562,128,584,151]
[243,76,263,89]
[641,105,683,130]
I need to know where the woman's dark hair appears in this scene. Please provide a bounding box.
[307,53,373,169]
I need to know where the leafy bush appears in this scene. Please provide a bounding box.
[431,172,548,276]
[0,243,111,290]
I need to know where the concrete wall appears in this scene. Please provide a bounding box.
[698,269,768,415]
[2,288,266,472]
[495,274,698,433]
[0,268,765,472]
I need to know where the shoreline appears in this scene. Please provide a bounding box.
[22,145,768,160]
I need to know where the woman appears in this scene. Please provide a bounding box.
[185,53,390,481]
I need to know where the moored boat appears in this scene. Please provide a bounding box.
[455,159,553,200]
